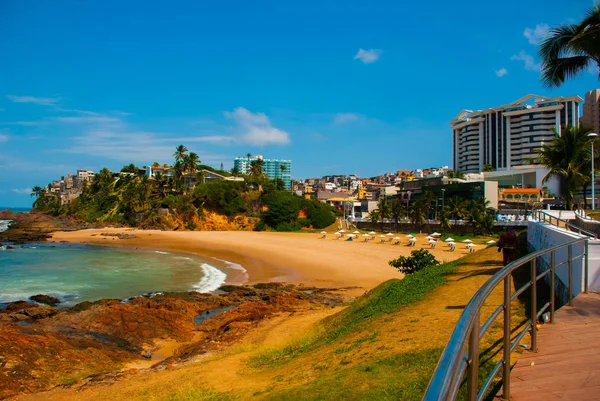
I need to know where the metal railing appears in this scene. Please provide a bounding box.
[533,210,598,239]
[423,236,590,401]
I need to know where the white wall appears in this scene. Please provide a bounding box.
[527,221,600,298]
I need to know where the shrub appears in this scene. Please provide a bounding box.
[253,220,266,231]
[388,249,440,275]
[275,222,301,232]
[298,218,312,228]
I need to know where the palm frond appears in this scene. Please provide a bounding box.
[541,55,591,88]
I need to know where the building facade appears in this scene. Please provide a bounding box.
[451,94,582,173]
[233,155,292,189]
[582,89,600,134]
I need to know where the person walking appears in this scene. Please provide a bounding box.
[498,227,518,266]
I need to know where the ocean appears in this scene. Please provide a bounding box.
[0,207,31,213]
[0,222,246,306]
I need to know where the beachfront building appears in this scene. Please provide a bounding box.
[233,155,292,189]
[582,89,600,134]
[451,94,582,173]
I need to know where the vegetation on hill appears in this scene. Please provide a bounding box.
[32,146,338,231]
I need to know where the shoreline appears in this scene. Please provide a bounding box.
[50,228,470,297]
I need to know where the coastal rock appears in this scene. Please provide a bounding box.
[29,294,61,306]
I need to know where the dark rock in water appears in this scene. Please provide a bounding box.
[29,294,61,306]
[5,301,38,312]
[6,245,14,250]
[141,350,152,359]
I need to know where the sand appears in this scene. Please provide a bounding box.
[51,229,469,294]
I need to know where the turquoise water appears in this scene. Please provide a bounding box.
[0,242,246,307]
[0,207,31,213]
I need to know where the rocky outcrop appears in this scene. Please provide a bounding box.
[0,284,346,399]
[29,294,61,306]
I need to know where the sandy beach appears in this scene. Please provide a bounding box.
[51,229,469,294]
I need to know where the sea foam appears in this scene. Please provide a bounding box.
[193,263,227,293]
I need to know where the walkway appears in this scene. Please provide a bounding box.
[509,292,600,400]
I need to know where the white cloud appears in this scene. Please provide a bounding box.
[189,135,237,144]
[354,48,382,64]
[6,95,61,106]
[55,116,121,124]
[11,188,31,195]
[511,50,541,72]
[524,24,550,45]
[495,68,508,77]
[64,129,227,164]
[334,113,360,124]
[0,134,8,142]
[224,107,290,146]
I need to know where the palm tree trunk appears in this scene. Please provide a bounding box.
[583,183,589,210]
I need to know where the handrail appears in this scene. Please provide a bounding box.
[533,210,597,239]
[423,235,589,401]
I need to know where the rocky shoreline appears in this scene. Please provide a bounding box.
[0,283,350,399]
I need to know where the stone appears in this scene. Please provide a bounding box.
[29,294,61,306]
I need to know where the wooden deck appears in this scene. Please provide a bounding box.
[509,292,600,400]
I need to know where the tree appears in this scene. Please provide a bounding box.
[185,152,201,174]
[539,5,600,88]
[409,200,426,231]
[194,180,246,216]
[369,208,380,230]
[250,158,265,178]
[447,170,465,179]
[389,249,440,275]
[231,166,240,176]
[377,198,391,231]
[30,186,44,198]
[529,125,592,209]
[482,164,495,172]
[152,162,160,167]
[173,144,188,164]
[390,200,405,232]
[120,163,138,173]
[445,195,469,232]
[261,191,301,230]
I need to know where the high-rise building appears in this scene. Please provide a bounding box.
[451,94,582,173]
[233,155,292,189]
[582,89,600,135]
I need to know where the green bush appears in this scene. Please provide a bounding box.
[298,218,311,228]
[253,220,266,231]
[388,249,440,274]
[194,180,246,216]
[262,191,300,228]
[275,222,301,232]
[302,198,336,228]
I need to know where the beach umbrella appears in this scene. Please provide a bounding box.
[466,243,475,247]
[462,239,473,243]
[410,233,416,237]
[431,232,442,237]
[334,232,340,235]
[445,237,454,242]
[425,236,433,239]
[487,240,496,244]
[320,231,327,234]
[339,229,346,233]
[386,232,394,236]
[347,234,355,237]
[368,231,376,235]
[405,234,414,238]
[353,230,361,234]
[394,236,401,240]
[363,234,370,237]
[379,235,386,238]
[447,241,455,246]
[428,239,437,243]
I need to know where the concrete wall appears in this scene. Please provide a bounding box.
[528,222,586,302]
[484,181,498,209]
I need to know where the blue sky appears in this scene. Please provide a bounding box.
[1,0,599,207]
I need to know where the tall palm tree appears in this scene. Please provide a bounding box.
[530,125,592,209]
[390,200,405,232]
[540,5,600,88]
[249,158,265,178]
[185,152,201,174]
[173,144,188,164]
[409,201,426,232]
[246,152,252,174]
[30,186,44,198]
[377,198,391,231]
[445,195,469,232]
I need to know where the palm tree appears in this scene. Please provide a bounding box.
[369,208,380,231]
[249,158,265,178]
[482,164,495,172]
[185,152,201,174]
[529,125,592,209]
[539,5,600,88]
[377,198,391,231]
[390,200,405,232]
[246,152,252,174]
[173,144,188,164]
[31,186,44,198]
[447,170,465,179]
[445,195,469,232]
[409,201,426,232]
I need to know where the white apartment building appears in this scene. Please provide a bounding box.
[451,94,582,173]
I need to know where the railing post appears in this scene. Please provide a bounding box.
[467,312,480,401]
[568,244,573,307]
[503,275,511,400]
[530,258,537,352]
[585,240,590,294]
[550,250,556,323]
